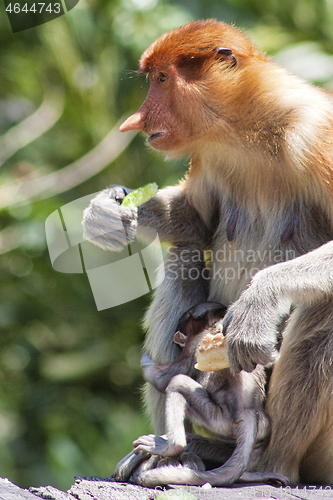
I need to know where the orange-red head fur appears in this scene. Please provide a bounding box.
[139,19,264,74]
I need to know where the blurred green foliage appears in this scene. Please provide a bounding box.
[1,0,333,491]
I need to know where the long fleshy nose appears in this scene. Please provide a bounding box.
[119,111,145,132]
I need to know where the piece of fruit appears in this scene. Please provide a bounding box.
[122,182,158,209]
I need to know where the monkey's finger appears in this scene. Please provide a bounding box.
[108,184,133,204]
[228,356,248,374]
[133,441,154,450]
[229,344,279,373]
[259,347,280,367]
[222,310,233,335]
[133,445,147,453]
[134,445,156,455]
[227,339,257,373]
[133,434,155,447]
[226,349,243,374]
[84,224,129,246]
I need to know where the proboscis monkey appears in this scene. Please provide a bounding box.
[83,20,333,485]
[123,302,287,486]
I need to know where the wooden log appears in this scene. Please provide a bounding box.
[0,475,330,500]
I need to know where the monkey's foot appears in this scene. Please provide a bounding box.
[133,434,184,457]
[112,449,150,482]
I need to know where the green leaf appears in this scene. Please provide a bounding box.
[122,182,158,209]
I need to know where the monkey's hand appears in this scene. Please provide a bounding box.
[223,269,289,373]
[83,185,137,251]
[141,351,156,380]
[224,241,333,373]
[133,434,184,457]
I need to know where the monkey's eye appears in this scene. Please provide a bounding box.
[216,47,237,68]
[157,72,168,83]
[217,48,233,57]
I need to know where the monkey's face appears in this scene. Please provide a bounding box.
[118,62,243,158]
[119,20,267,157]
[119,66,198,157]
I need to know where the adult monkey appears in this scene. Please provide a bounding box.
[83,20,333,484]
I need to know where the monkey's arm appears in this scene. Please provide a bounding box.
[83,184,211,251]
[224,240,333,373]
[141,351,194,393]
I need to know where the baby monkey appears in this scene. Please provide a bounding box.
[126,302,289,487]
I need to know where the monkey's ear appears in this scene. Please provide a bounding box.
[216,47,237,67]
[173,331,187,347]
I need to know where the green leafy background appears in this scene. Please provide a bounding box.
[1,0,333,491]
